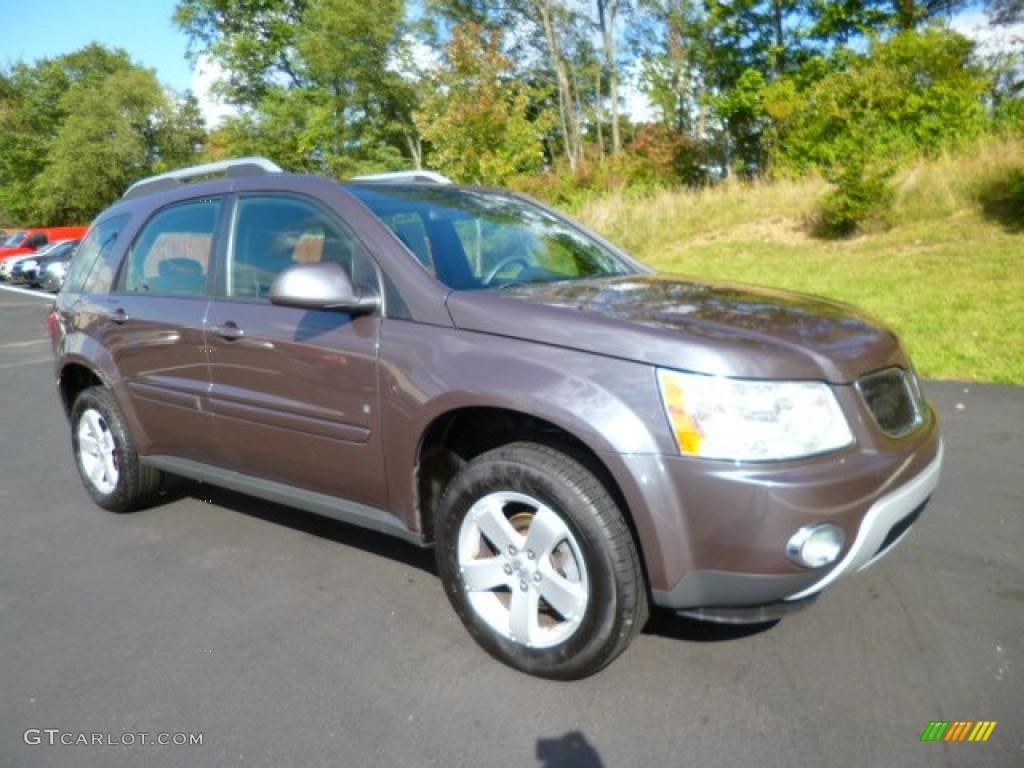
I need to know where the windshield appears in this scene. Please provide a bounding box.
[2,232,26,248]
[347,185,635,290]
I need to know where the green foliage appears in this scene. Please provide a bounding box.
[710,68,771,177]
[976,166,1024,232]
[0,44,204,225]
[816,163,895,238]
[0,0,1017,228]
[633,1,706,133]
[765,28,991,234]
[175,0,417,174]
[415,24,552,185]
[173,0,308,102]
[769,29,990,174]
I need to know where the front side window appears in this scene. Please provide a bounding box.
[63,215,130,295]
[226,195,377,300]
[122,200,220,296]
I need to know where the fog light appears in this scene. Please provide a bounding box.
[787,524,845,569]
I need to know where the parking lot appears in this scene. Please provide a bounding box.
[0,284,1020,768]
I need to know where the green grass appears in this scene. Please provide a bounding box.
[575,139,1024,384]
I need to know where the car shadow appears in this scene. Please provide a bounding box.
[154,475,781,641]
[643,607,778,642]
[159,474,438,576]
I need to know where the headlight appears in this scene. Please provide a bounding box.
[657,369,854,461]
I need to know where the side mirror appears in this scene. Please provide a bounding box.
[269,261,380,314]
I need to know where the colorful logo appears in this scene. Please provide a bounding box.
[920,721,996,742]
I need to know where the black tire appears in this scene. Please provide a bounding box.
[70,386,160,513]
[436,442,648,680]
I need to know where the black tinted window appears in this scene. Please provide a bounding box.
[348,185,633,290]
[225,195,377,300]
[122,200,220,296]
[63,215,130,295]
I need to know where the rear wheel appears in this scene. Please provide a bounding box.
[436,442,648,679]
[71,386,160,512]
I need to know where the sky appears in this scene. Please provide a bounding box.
[0,0,230,124]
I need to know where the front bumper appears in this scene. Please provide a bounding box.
[656,443,942,623]
[785,440,942,600]
[618,410,943,618]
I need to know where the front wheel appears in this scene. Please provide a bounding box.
[436,442,648,680]
[70,386,160,512]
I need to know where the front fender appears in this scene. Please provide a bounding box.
[377,319,672,543]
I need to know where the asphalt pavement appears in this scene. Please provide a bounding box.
[0,285,1021,767]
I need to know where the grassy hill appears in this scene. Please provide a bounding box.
[576,138,1024,384]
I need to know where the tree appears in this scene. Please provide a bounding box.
[765,28,990,233]
[0,45,204,225]
[174,0,419,172]
[173,0,309,103]
[632,1,706,133]
[415,24,551,184]
[36,69,168,223]
[988,0,1024,24]
[596,0,626,153]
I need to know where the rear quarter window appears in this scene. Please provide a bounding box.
[62,214,132,295]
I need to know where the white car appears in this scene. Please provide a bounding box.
[0,240,74,281]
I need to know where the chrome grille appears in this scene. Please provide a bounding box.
[856,368,923,438]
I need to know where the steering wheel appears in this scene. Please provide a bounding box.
[483,256,530,285]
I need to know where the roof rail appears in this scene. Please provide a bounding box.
[352,170,453,185]
[122,156,283,200]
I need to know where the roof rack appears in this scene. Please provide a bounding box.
[122,156,283,200]
[352,170,453,185]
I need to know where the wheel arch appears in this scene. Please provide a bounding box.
[57,362,106,419]
[413,405,651,595]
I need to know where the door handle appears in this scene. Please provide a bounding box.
[213,321,244,341]
[110,308,127,324]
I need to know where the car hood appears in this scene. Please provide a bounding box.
[444,275,908,383]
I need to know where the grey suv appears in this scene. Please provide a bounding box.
[49,157,942,679]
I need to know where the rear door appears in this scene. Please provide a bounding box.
[203,193,387,508]
[96,198,222,461]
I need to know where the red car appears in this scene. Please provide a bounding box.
[1,226,88,262]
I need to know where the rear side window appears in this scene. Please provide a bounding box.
[226,195,377,300]
[122,200,220,296]
[63,215,131,295]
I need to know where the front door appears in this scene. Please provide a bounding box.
[203,193,387,509]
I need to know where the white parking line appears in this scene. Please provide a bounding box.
[0,284,55,300]
[0,339,49,349]
[0,357,52,370]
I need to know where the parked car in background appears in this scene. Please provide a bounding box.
[3,240,71,281]
[38,248,79,292]
[0,250,45,281]
[50,157,942,680]
[0,226,88,267]
[9,239,80,286]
